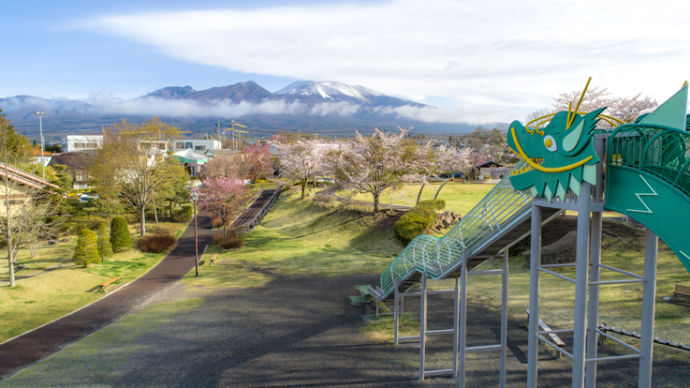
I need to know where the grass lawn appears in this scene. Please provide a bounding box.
[0,221,188,343]
[338,181,494,215]
[184,188,405,290]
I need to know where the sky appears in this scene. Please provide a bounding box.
[2,0,690,123]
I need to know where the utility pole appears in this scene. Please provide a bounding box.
[34,112,46,179]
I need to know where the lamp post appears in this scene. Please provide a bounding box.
[190,192,199,277]
[34,112,46,179]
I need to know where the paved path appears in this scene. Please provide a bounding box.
[0,215,215,380]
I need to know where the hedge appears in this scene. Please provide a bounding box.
[73,229,100,267]
[110,216,132,253]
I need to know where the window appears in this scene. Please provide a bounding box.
[195,146,205,151]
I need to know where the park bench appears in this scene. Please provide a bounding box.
[526,309,566,358]
[672,284,690,305]
[97,277,120,292]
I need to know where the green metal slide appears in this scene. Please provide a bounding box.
[373,161,535,300]
[605,122,690,272]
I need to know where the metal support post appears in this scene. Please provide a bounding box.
[572,182,592,387]
[193,197,199,277]
[639,228,658,387]
[394,285,399,345]
[458,260,468,387]
[500,250,509,388]
[586,211,603,388]
[453,276,460,377]
[527,205,542,388]
[419,274,428,381]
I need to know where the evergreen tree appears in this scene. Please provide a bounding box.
[96,222,113,262]
[110,216,132,252]
[73,229,100,267]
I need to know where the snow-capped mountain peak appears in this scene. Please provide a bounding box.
[275,81,376,103]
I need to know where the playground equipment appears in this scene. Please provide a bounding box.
[369,80,690,387]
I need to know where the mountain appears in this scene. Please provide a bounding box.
[275,80,424,107]
[144,81,272,103]
[0,80,490,139]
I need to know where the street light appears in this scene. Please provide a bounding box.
[34,112,46,179]
[190,192,200,277]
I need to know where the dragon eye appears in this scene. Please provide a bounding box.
[544,135,557,152]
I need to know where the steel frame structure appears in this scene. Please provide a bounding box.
[391,252,510,387]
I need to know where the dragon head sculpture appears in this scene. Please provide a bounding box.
[506,108,603,200]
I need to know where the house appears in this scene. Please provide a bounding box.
[172,149,208,176]
[0,164,60,217]
[49,151,97,190]
[172,139,221,154]
[475,161,510,179]
[65,135,104,152]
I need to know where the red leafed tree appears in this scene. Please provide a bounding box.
[196,177,251,242]
[239,145,274,181]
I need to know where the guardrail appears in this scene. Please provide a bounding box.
[231,186,283,234]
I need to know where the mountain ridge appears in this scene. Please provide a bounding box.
[0,80,497,138]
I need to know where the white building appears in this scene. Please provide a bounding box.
[172,139,221,154]
[65,135,104,153]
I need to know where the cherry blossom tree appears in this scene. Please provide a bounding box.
[330,128,425,212]
[553,87,657,126]
[196,177,251,242]
[277,139,325,199]
[434,145,472,181]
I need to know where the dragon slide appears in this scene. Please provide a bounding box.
[372,83,690,302]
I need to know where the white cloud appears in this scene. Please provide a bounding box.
[69,0,690,123]
[96,98,356,118]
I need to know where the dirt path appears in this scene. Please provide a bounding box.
[0,215,216,380]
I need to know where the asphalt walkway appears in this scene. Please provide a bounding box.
[0,215,215,379]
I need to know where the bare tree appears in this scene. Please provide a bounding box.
[0,109,61,287]
[277,139,325,199]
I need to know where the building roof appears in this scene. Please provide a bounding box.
[173,149,208,163]
[0,164,60,190]
[476,161,504,168]
[50,151,97,171]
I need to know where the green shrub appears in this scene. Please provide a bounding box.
[96,223,113,262]
[110,216,132,253]
[417,199,446,210]
[174,204,193,222]
[137,233,176,253]
[394,206,437,242]
[73,229,100,267]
